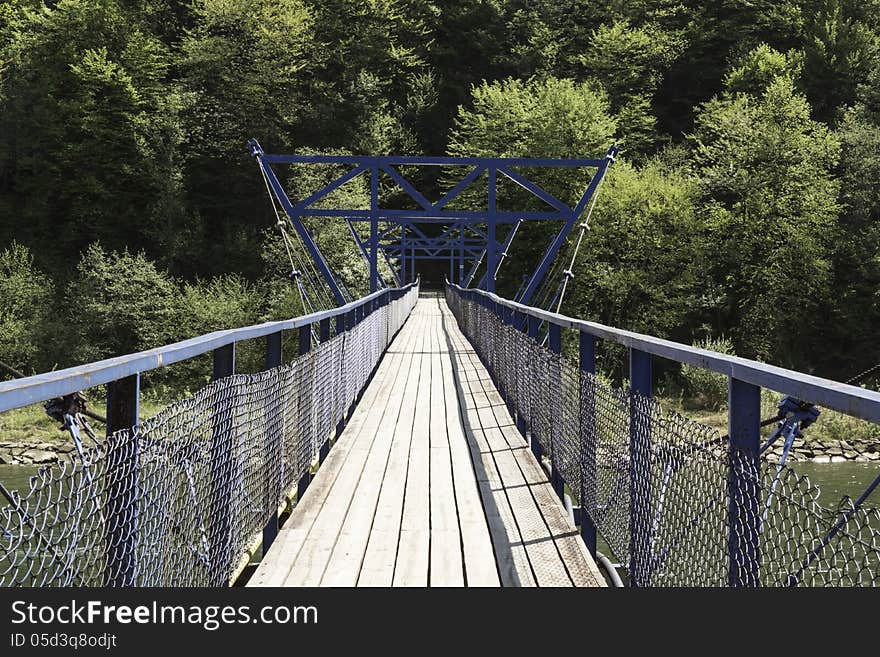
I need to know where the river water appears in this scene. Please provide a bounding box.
[2,461,877,507]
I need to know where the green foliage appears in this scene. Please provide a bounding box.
[800,0,880,120]
[0,0,187,273]
[447,76,617,292]
[724,44,803,95]
[690,76,841,367]
[565,158,706,341]
[827,106,880,377]
[67,243,182,364]
[446,74,613,232]
[579,20,683,155]
[680,336,736,411]
[179,274,265,337]
[448,77,616,164]
[1,0,879,393]
[0,243,54,375]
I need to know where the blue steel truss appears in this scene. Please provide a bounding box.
[248,139,618,305]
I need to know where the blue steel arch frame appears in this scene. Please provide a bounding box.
[248,139,618,305]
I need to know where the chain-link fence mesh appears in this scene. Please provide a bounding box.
[447,287,880,587]
[0,286,418,587]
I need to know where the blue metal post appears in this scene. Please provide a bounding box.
[105,373,140,586]
[459,225,465,284]
[209,343,235,585]
[728,378,761,587]
[513,310,528,436]
[298,326,312,500]
[335,312,347,437]
[401,231,407,284]
[318,318,331,464]
[578,331,597,556]
[527,315,540,342]
[549,324,563,499]
[629,348,652,587]
[263,332,282,553]
[486,166,497,293]
[527,315,542,459]
[370,165,379,293]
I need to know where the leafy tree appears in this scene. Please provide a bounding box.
[724,43,803,96]
[565,157,707,343]
[67,243,182,364]
[0,0,186,275]
[656,0,804,137]
[800,0,880,121]
[447,76,617,293]
[290,0,434,154]
[828,103,880,379]
[178,0,317,278]
[0,242,55,375]
[690,76,841,368]
[448,76,616,171]
[578,20,683,155]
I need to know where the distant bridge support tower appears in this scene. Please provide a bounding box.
[248,140,618,304]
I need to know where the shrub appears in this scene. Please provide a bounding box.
[0,242,55,375]
[66,243,182,365]
[179,274,267,378]
[680,336,736,410]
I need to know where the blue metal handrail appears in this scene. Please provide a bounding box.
[446,281,880,587]
[447,281,880,424]
[0,280,419,413]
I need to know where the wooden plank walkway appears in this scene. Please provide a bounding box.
[250,295,604,587]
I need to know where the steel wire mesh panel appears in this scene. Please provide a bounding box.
[0,286,418,587]
[446,287,880,587]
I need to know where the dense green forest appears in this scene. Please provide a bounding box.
[1,0,879,392]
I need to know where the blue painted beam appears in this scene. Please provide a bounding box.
[297,208,567,221]
[209,342,235,585]
[381,164,432,210]
[497,166,568,211]
[261,154,607,168]
[629,348,652,587]
[297,324,312,499]
[255,156,346,305]
[370,166,379,293]
[263,331,283,553]
[348,220,387,289]
[105,373,140,586]
[578,331,597,557]
[292,165,368,212]
[486,165,497,294]
[519,146,618,305]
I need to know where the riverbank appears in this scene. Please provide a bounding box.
[0,398,164,466]
[1,393,878,466]
[765,437,880,463]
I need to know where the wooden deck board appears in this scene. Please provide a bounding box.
[249,294,603,588]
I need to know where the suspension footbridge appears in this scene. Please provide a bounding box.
[1,143,878,587]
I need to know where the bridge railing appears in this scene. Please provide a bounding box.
[446,281,880,587]
[0,280,419,587]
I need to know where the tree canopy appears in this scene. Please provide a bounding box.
[1,0,878,385]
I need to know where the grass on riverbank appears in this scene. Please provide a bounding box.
[662,389,880,447]
[0,395,168,447]
[0,387,877,450]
